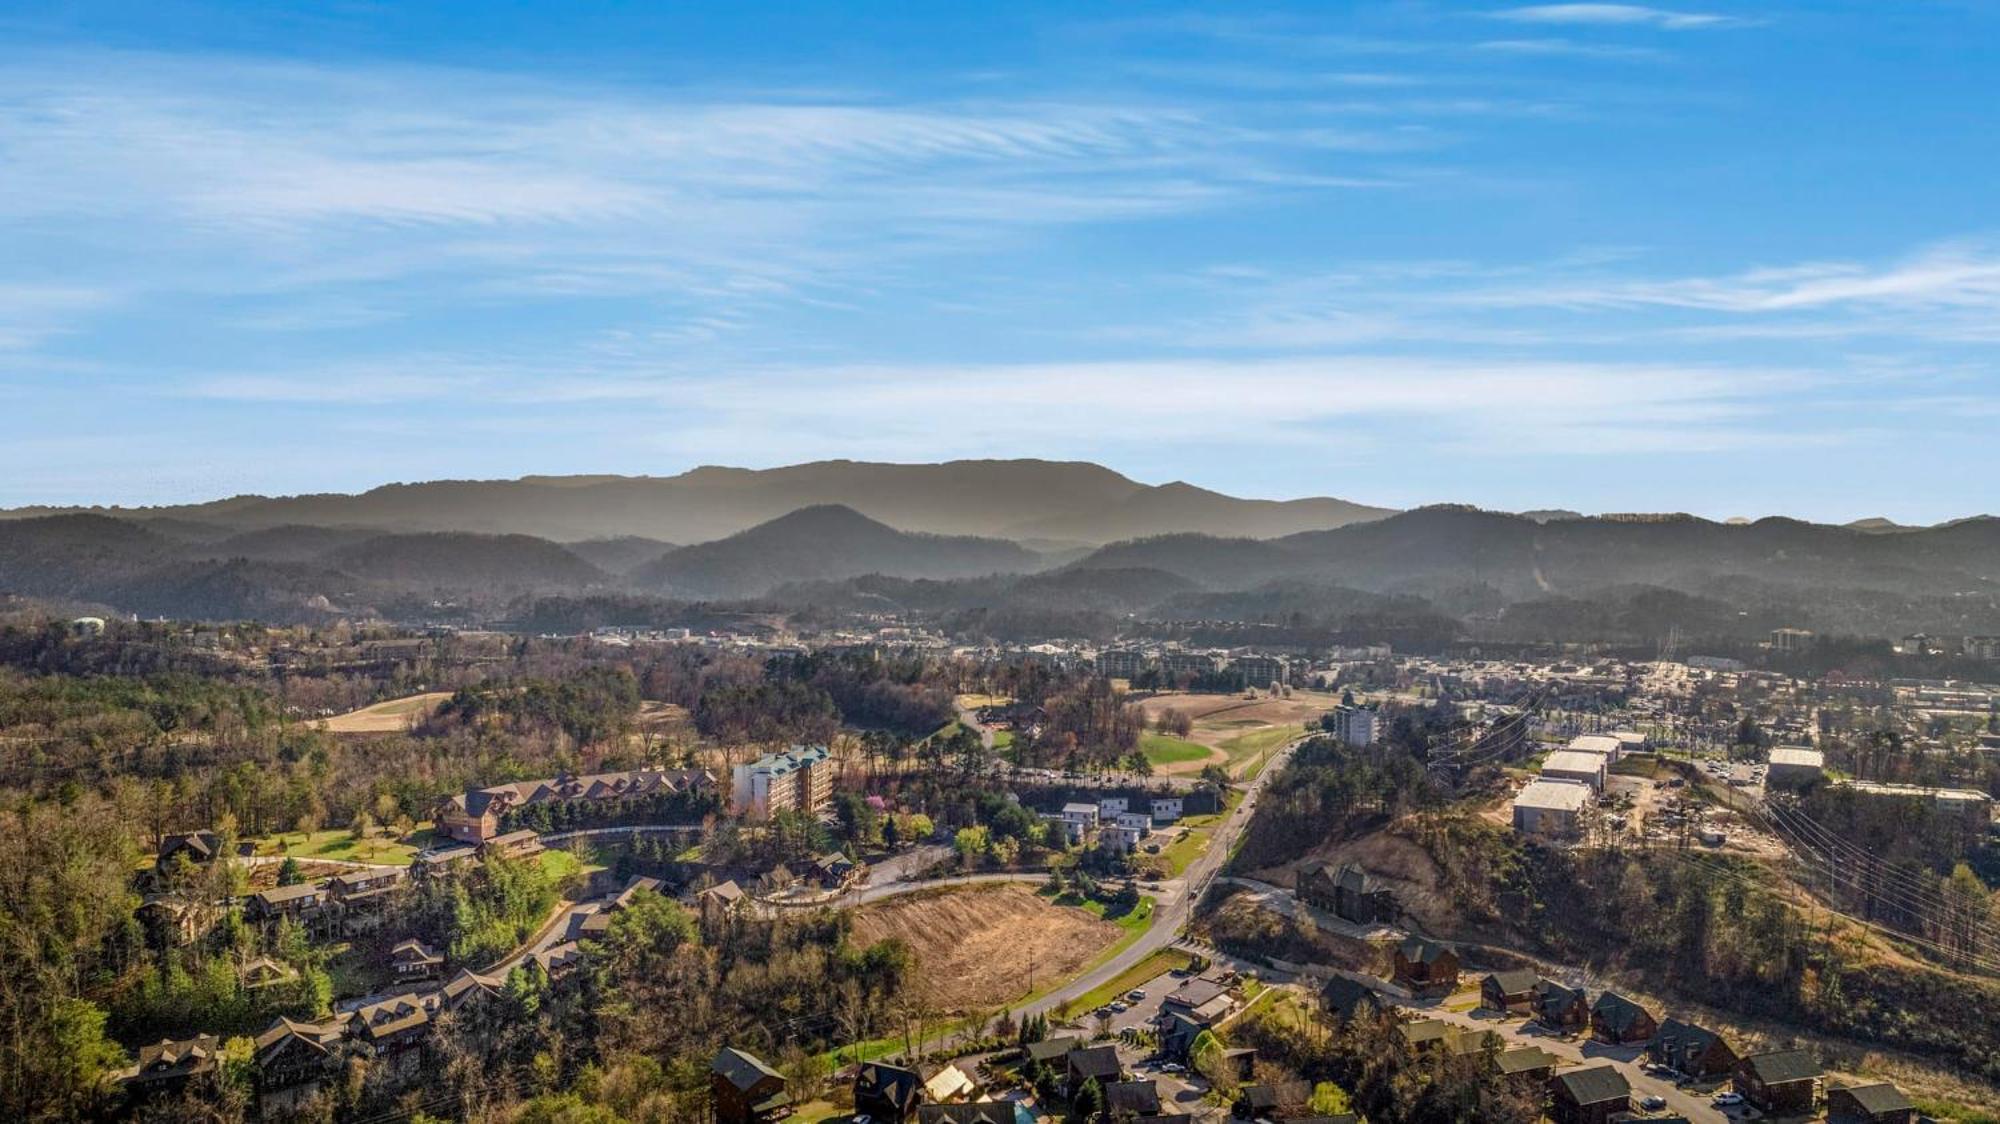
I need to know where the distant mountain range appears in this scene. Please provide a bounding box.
[0,459,1391,546]
[1,461,1994,640]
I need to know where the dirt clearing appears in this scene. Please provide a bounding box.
[849,883,1120,1014]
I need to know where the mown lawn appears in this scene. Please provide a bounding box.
[1142,732,1212,766]
[1217,724,1299,777]
[255,828,432,866]
[1068,946,1194,1014]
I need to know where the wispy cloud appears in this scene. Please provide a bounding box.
[1135,238,2000,351]
[178,350,1819,460]
[1488,5,1752,30]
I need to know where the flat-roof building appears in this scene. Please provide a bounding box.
[1567,734,1624,762]
[1513,779,1591,839]
[1541,750,1609,792]
[1766,747,1824,791]
[1836,780,1993,832]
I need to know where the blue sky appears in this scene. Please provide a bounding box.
[1,2,1996,522]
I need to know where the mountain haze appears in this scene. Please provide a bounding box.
[0,460,1392,546]
[630,505,1043,599]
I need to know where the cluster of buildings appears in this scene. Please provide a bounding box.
[1319,940,1916,1124]
[1053,792,1186,853]
[433,766,715,844]
[712,1043,1045,1124]
[1510,731,1648,839]
[123,874,676,1117]
[1094,647,1295,688]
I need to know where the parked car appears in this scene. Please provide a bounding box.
[1639,1095,1666,1110]
[1713,1091,1744,1106]
[1128,989,1146,1000]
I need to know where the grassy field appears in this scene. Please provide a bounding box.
[254,828,433,866]
[1067,946,1194,1014]
[1218,724,1299,777]
[316,691,452,734]
[1141,732,1213,766]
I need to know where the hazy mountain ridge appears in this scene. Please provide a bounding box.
[630,504,1043,599]
[0,460,1392,545]
[2,472,1996,637]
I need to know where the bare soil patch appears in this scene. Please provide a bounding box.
[849,883,1120,1015]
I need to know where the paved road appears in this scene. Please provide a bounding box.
[1010,738,1306,1024]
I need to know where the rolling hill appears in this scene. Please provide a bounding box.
[0,459,1391,545]
[630,504,1044,599]
[321,533,608,590]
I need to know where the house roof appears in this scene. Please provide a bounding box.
[1555,1064,1630,1105]
[533,941,584,974]
[1483,968,1540,995]
[453,767,714,818]
[1835,1081,1914,1113]
[1533,979,1586,1010]
[130,1035,219,1081]
[1741,1049,1823,1085]
[253,881,328,905]
[923,1063,976,1102]
[712,1046,782,1092]
[1025,1035,1081,1064]
[856,1061,922,1106]
[701,879,744,903]
[1398,936,1452,965]
[1398,1019,1453,1047]
[254,1017,338,1061]
[1066,1044,1122,1079]
[391,939,442,963]
[439,968,505,1009]
[1165,977,1229,1009]
[1319,975,1383,1018]
[915,1106,1024,1124]
[1105,1079,1161,1114]
[1592,991,1652,1034]
[159,831,221,861]
[1496,1046,1558,1075]
[350,996,429,1040]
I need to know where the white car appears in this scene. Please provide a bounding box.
[1713,1091,1744,1106]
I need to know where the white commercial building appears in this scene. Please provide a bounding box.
[1541,750,1609,792]
[1327,705,1378,748]
[1567,734,1624,763]
[1512,779,1592,838]
[1766,747,1825,791]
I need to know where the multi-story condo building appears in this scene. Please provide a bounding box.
[1095,649,1152,680]
[731,745,834,819]
[1326,704,1378,747]
[1232,654,1289,689]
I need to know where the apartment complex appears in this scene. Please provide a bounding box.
[1326,704,1379,748]
[731,745,834,819]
